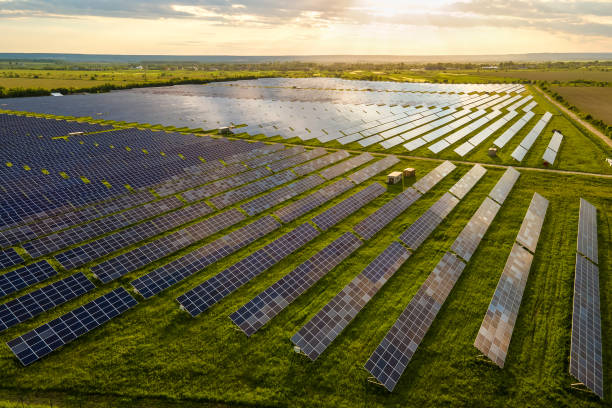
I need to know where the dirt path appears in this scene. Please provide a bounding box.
[534,85,612,149]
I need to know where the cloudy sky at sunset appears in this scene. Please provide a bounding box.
[1,0,611,55]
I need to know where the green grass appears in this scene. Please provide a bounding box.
[0,157,610,408]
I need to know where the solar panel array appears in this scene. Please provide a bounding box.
[364,253,466,391]
[450,198,501,261]
[493,111,535,148]
[7,287,138,366]
[353,188,422,240]
[0,261,57,299]
[293,150,350,176]
[542,131,563,165]
[473,243,534,367]
[412,161,456,194]
[511,112,553,162]
[312,183,386,231]
[132,216,280,299]
[176,222,320,316]
[474,192,548,368]
[348,156,400,184]
[0,272,95,332]
[0,248,24,269]
[230,232,363,336]
[577,198,598,264]
[320,153,374,180]
[292,241,411,360]
[570,199,603,398]
[488,167,521,205]
[92,208,246,283]
[448,164,487,199]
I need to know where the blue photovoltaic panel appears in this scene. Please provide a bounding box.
[399,192,459,249]
[0,248,24,269]
[412,161,456,194]
[312,183,386,231]
[292,241,411,360]
[577,198,598,264]
[6,287,137,366]
[131,216,280,299]
[353,188,422,240]
[364,252,466,391]
[0,261,57,299]
[230,232,363,336]
[176,222,320,316]
[0,272,95,332]
[348,155,400,184]
[570,253,603,399]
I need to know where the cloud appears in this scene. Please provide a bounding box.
[0,0,611,38]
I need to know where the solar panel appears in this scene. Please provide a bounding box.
[488,167,520,205]
[240,174,324,216]
[176,222,320,316]
[292,241,411,360]
[0,248,24,269]
[92,208,245,283]
[312,183,386,231]
[348,155,400,184]
[7,287,137,366]
[515,193,549,253]
[451,198,501,261]
[0,261,57,299]
[0,272,95,332]
[448,164,487,199]
[473,243,534,367]
[364,252,466,391]
[577,198,598,264]
[353,188,422,240]
[399,193,460,249]
[273,178,355,223]
[320,152,374,180]
[293,150,350,176]
[412,161,456,194]
[230,232,363,336]
[131,216,280,299]
[208,170,296,209]
[570,253,603,398]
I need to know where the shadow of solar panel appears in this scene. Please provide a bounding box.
[515,193,548,253]
[412,161,456,194]
[0,261,57,299]
[348,155,400,184]
[0,272,95,332]
[399,192,459,249]
[488,167,520,205]
[320,152,374,180]
[6,287,137,366]
[577,198,598,264]
[208,170,296,209]
[448,164,487,199]
[131,216,280,299]
[292,241,410,360]
[230,232,362,336]
[293,150,350,176]
[354,188,422,240]
[312,183,386,231]
[177,222,320,316]
[0,248,23,269]
[92,208,245,283]
[451,198,501,261]
[240,174,324,216]
[273,178,354,223]
[474,243,534,367]
[364,252,465,391]
[570,253,603,398]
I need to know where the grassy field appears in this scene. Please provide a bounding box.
[477,69,612,83]
[551,86,612,125]
[0,152,610,408]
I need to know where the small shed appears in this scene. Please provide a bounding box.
[403,167,416,178]
[387,171,402,185]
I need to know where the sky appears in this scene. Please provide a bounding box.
[1,0,611,55]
